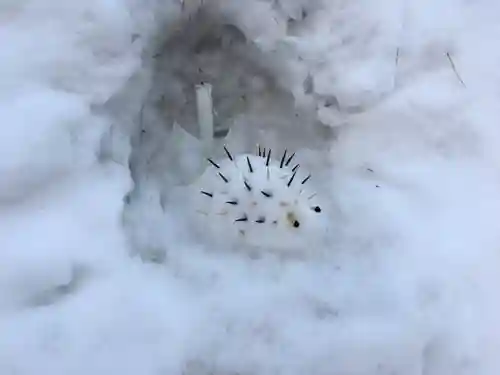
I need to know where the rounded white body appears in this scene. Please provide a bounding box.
[189,151,329,255]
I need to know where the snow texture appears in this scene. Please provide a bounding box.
[1,0,500,374]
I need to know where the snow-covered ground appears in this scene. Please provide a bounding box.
[1,0,500,374]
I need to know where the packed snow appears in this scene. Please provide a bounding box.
[1,0,500,374]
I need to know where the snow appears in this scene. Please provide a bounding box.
[1,0,500,374]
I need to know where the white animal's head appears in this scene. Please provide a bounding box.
[191,146,329,255]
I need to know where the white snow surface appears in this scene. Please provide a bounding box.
[1,0,500,374]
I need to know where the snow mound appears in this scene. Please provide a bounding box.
[186,147,329,255]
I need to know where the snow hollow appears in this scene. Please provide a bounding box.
[1,0,500,374]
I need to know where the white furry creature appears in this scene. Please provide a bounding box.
[189,145,329,255]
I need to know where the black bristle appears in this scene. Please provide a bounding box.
[285,152,295,167]
[218,172,229,183]
[301,174,311,185]
[207,158,220,169]
[223,146,233,161]
[258,145,261,157]
[292,164,300,172]
[246,156,253,173]
[226,200,238,205]
[287,170,297,187]
[256,216,266,223]
[244,180,252,191]
[235,215,248,222]
[266,149,271,166]
[280,149,287,168]
[261,190,273,198]
[263,147,266,158]
[201,191,213,197]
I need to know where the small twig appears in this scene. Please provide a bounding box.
[446,52,466,88]
[195,82,214,152]
[393,46,400,89]
[139,103,146,139]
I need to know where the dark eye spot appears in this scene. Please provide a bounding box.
[293,220,300,228]
[313,206,321,213]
